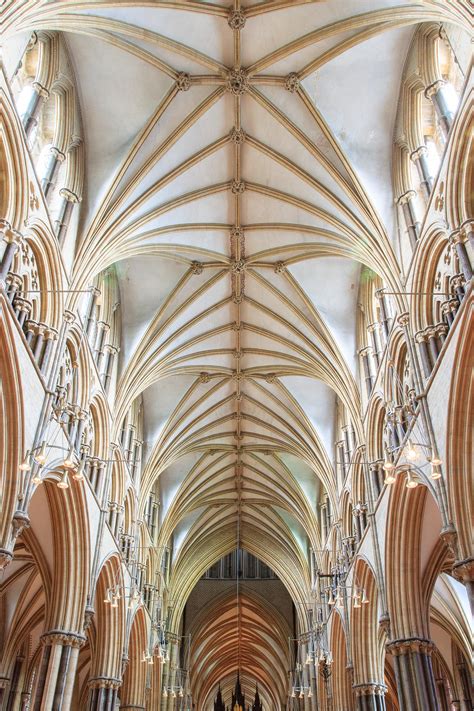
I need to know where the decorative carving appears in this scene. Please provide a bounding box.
[29,181,39,211]
[231,259,246,274]
[274,261,286,274]
[353,683,387,697]
[228,9,246,30]
[199,372,210,383]
[285,72,300,93]
[176,73,191,91]
[264,373,276,383]
[190,261,203,275]
[230,127,246,144]
[11,510,30,538]
[0,549,13,569]
[386,637,435,656]
[83,605,95,631]
[87,677,122,690]
[227,68,248,95]
[233,350,242,359]
[41,630,86,648]
[231,179,245,194]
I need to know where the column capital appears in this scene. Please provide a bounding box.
[0,219,23,245]
[63,309,76,324]
[353,682,387,697]
[397,312,410,327]
[59,187,80,203]
[386,637,435,656]
[410,145,428,161]
[87,676,122,690]
[396,189,417,205]
[452,556,474,584]
[414,329,428,344]
[424,79,446,99]
[40,630,86,648]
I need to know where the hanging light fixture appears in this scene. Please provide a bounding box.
[430,453,442,467]
[19,452,32,471]
[405,440,418,461]
[31,470,43,485]
[382,457,395,472]
[430,463,441,480]
[405,470,418,489]
[57,470,69,489]
[73,458,85,481]
[34,440,47,465]
[62,445,75,468]
[384,469,396,485]
[104,588,113,604]
[327,588,335,605]
[360,590,369,605]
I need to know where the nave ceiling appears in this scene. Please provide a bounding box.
[0,0,471,664]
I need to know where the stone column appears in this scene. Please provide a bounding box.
[87,677,122,711]
[425,326,440,365]
[41,147,65,199]
[0,221,22,284]
[410,146,433,200]
[367,323,381,368]
[359,347,375,397]
[450,275,466,305]
[95,322,110,370]
[415,330,432,378]
[40,327,58,374]
[56,191,77,246]
[425,81,453,140]
[369,461,384,501]
[101,345,118,393]
[397,191,420,250]
[23,83,49,138]
[450,229,473,283]
[85,287,101,338]
[33,323,47,363]
[353,683,387,711]
[32,630,85,711]
[375,290,391,341]
[387,638,439,711]
[25,319,37,347]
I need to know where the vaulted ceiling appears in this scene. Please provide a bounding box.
[2,0,468,654]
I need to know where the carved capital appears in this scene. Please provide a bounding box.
[41,630,86,648]
[11,510,30,538]
[452,557,474,584]
[0,549,13,569]
[397,312,410,327]
[387,637,435,656]
[87,677,122,690]
[353,683,387,697]
[231,259,246,273]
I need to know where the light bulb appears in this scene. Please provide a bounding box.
[111,594,119,608]
[141,651,147,663]
[384,471,396,485]
[405,440,418,462]
[406,471,418,489]
[172,690,176,699]
[305,654,312,665]
[73,459,85,481]
[327,589,335,605]
[361,590,369,605]
[353,597,361,609]
[63,445,75,468]
[104,589,113,604]
[163,689,168,698]
[57,470,69,489]
[34,440,47,465]
[336,594,343,608]
[430,463,442,480]
[179,687,184,697]
[148,656,153,665]
[291,687,296,698]
[299,690,304,699]
[308,688,313,698]
[32,471,43,485]
[19,452,31,471]
[383,458,395,471]
[430,454,442,467]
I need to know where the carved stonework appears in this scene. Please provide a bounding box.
[231,179,245,194]
[230,127,246,144]
[29,181,39,211]
[353,683,387,697]
[83,605,95,631]
[285,72,300,93]
[41,630,86,648]
[11,510,30,538]
[87,677,122,690]
[227,68,248,95]
[0,549,13,569]
[228,9,246,30]
[190,261,203,275]
[387,637,435,656]
[452,557,474,584]
[176,73,191,91]
[231,259,246,274]
[440,526,459,559]
[199,372,210,383]
[274,261,286,274]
